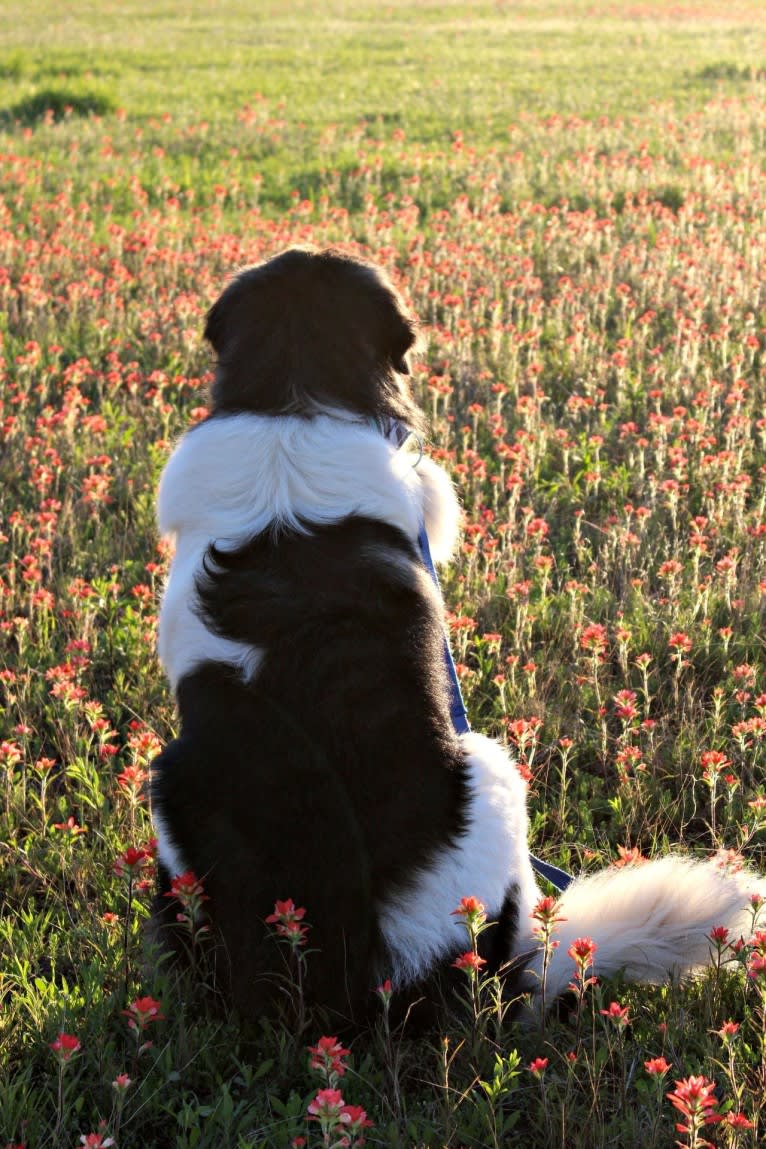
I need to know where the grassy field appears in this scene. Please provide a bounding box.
[3,2,766,1146]
[2,0,766,204]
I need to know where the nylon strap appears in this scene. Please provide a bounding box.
[409,441,573,894]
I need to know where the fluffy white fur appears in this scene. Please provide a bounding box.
[156,527,265,693]
[157,412,460,691]
[523,856,766,1003]
[413,452,462,565]
[153,807,189,883]
[379,732,540,985]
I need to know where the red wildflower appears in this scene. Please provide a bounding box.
[708,925,729,949]
[164,870,209,914]
[338,1104,373,1133]
[614,844,648,867]
[506,716,542,748]
[266,898,309,947]
[725,1112,754,1129]
[568,936,598,992]
[52,815,87,836]
[600,1001,629,1026]
[452,951,487,973]
[751,930,766,957]
[375,978,393,1006]
[307,1035,351,1078]
[747,953,766,984]
[580,623,608,652]
[701,750,730,781]
[0,741,22,768]
[450,896,487,944]
[717,1020,740,1042]
[530,895,566,947]
[265,898,306,924]
[451,895,487,920]
[613,689,638,721]
[711,847,745,874]
[113,846,150,878]
[667,1075,722,1132]
[116,765,148,796]
[568,936,597,964]
[307,1088,345,1121]
[122,995,165,1035]
[49,1032,81,1064]
[79,1133,114,1148]
[644,1057,671,1075]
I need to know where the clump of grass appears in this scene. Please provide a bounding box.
[3,86,116,126]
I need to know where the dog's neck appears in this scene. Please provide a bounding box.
[157,412,427,550]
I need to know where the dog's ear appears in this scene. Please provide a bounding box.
[203,295,227,355]
[379,301,416,375]
[373,280,418,377]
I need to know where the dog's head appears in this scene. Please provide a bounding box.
[204,246,425,431]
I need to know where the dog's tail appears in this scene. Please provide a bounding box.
[521,856,765,1002]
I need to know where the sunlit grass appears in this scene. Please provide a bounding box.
[2,3,766,1146]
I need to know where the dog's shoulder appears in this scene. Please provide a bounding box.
[196,514,441,647]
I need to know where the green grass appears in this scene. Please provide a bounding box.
[3,2,766,1147]
[1,0,766,198]
[4,0,765,126]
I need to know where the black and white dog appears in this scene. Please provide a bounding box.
[151,246,764,1027]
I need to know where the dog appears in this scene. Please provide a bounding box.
[151,245,765,1028]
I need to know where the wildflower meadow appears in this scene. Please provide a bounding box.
[3,2,766,1146]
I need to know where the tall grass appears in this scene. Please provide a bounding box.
[2,3,766,1146]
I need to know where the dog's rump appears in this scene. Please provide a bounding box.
[151,674,387,1023]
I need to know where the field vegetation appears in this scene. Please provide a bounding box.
[3,2,766,1146]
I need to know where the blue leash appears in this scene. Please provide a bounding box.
[419,522,472,736]
[414,486,573,894]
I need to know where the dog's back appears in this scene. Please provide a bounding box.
[152,509,470,1024]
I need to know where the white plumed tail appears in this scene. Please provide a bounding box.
[523,857,766,1002]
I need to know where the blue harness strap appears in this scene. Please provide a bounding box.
[527,855,574,891]
[415,489,573,894]
[418,523,471,736]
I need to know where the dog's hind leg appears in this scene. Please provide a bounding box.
[151,728,383,1029]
